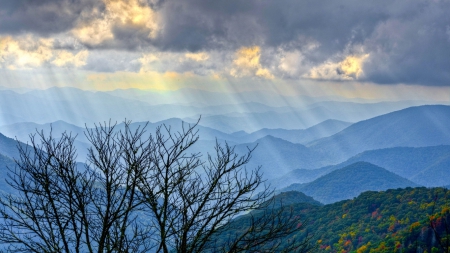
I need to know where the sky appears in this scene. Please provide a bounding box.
[1,0,450,101]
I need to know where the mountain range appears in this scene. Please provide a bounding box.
[229,119,351,144]
[3,104,450,184]
[282,162,418,204]
[0,87,431,131]
[308,105,450,163]
[183,100,426,133]
[271,145,450,189]
[234,135,331,179]
[2,95,450,203]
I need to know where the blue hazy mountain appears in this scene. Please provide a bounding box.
[0,88,152,125]
[0,118,243,144]
[308,105,450,163]
[0,118,349,163]
[263,191,322,208]
[184,100,427,133]
[282,162,418,204]
[0,132,29,160]
[234,135,331,179]
[0,153,16,194]
[271,145,450,189]
[1,88,275,126]
[239,119,352,144]
[0,88,326,131]
[185,110,341,133]
[0,134,90,194]
[326,145,450,187]
[268,167,333,190]
[0,113,27,126]
[304,100,430,117]
[0,132,34,194]
[0,118,251,162]
[0,120,89,142]
[187,102,295,115]
[1,87,430,133]
[1,87,320,128]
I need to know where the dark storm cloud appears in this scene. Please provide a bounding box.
[150,0,450,86]
[361,4,450,86]
[154,0,391,54]
[102,0,450,86]
[2,0,450,86]
[0,0,104,35]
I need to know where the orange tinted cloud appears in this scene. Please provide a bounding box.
[230,46,274,79]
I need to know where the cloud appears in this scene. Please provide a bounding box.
[1,0,450,85]
[72,0,159,47]
[306,54,369,81]
[138,51,224,76]
[52,50,89,67]
[230,46,274,79]
[185,52,209,61]
[0,36,53,69]
[277,50,305,77]
[361,10,450,86]
[0,0,104,35]
[72,18,114,46]
[0,35,88,69]
[150,0,450,86]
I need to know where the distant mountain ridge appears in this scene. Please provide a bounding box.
[339,145,450,187]
[234,135,331,179]
[262,191,322,208]
[1,87,433,134]
[283,162,418,204]
[0,118,245,144]
[185,101,425,133]
[0,153,16,194]
[0,133,29,160]
[271,145,450,190]
[237,119,351,144]
[0,118,350,167]
[0,118,250,162]
[309,105,450,163]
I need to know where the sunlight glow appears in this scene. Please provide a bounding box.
[230,46,274,79]
[72,0,159,45]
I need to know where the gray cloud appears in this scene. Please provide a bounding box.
[361,3,450,86]
[83,50,142,73]
[150,0,450,85]
[0,0,104,35]
[1,0,450,85]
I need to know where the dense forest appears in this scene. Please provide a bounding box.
[224,187,450,253]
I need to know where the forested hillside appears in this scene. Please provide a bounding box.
[300,187,450,252]
[224,187,450,253]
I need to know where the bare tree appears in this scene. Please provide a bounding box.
[0,120,311,253]
[136,122,312,252]
[0,123,153,253]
